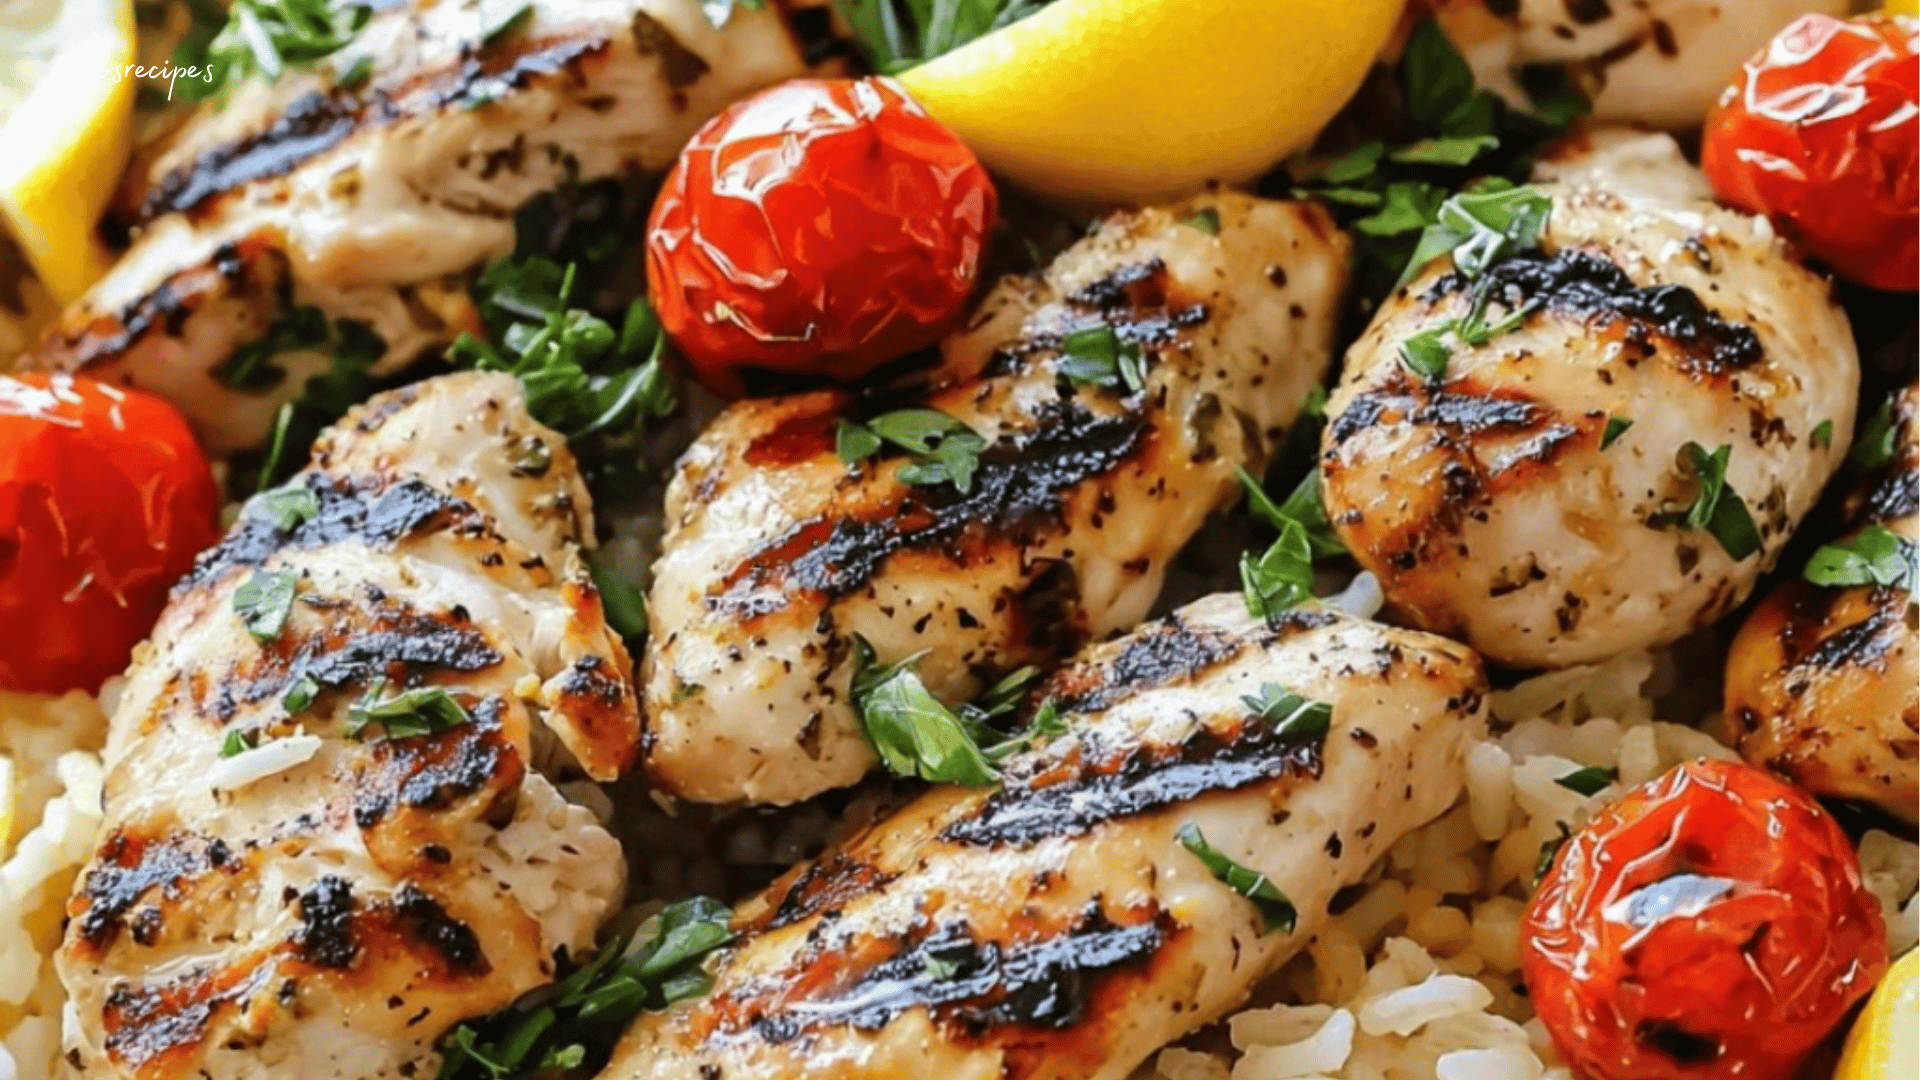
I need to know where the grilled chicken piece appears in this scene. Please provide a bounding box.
[1726,384,1919,822]
[18,0,828,455]
[1430,0,1846,130]
[643,191,1350,806]
[609,595,1486,1080]
[57,373,639,1080]
[1321,132,1858,669]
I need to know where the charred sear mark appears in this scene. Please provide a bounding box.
[1864,460,1918,524]
[47,239,270,364]
[353,698,518,828]
[1425,248,1763,375]
[748,907,1168,1044]
[76,831,234,950]
[182,473,465,591]
[712,403,1146,616]
[983,259,1208,377]
[762,852,900,931]
[384,884,489,975]
[102,962,271,1071]
[292,876,359,969]
[1066,258,1169,310]
[1330,376,1559,447]
[1046,615,1243,715]
[231,597,502,715]
[144,92,357,219]
[944,715,1325,847]
[1789,591,1904,673]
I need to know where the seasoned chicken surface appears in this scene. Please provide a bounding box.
[1431,0,1847,130]
[1727,384,1919,822]
[608,595,1488,1080]
[643,191,1350,806]
[1322,133,1858,669]
[19,0,828,455]
[57,373,639,1079]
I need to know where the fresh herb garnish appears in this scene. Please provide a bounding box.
[182,0,373,99]
[1240,519,1316,621]
[1652,442,1762,561]
[219,729,257,758]
[1803,525,1917,591]
[1183,207,1222,236]
[587,552,650,643]
[1535,821,1573,886]
[1176,822,1297,934]
[833,0,1053,74]
[436,896,735,1080]
[346,680,471,741]
[1811,419,1834,451]
[835,408,988,494]
[1388,135,1500,167]
[246,316,386,492]
[848,636,1000,786]
[1602,416,1633,450]
[1554,765,1615,797]
[1055,325,1147,394]
[218,305,330,391]
[234,568,298,642]
[1238,466,1345,559]
[282,675,320,715]
[1240,684,1333,742]
[1400,182,1553,287]
[247,478,321,532]
[1850,399,1899,472]
[1399,325,1454,382]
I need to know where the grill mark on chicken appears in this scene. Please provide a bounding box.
[944,715,1326,847]
[711,403,1147,617]
[386,884,490,975]
[75,831,235,951]
[1786,588,1906,672]
[225,601,502,720]
[352,699,520,828]
[182,474,466,591]
[1045,616,1244,715]
[1424,248,1764,376]
[292,876,360,969]
[142,35,612,222]
[761,852,900,931]
[49,238,271,364]
[102,961,273,1073]
[734,906,1170,1046]
[981,259,1210,378]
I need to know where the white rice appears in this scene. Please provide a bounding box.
[0,689,111,1080]
[1152,649,1920,1080]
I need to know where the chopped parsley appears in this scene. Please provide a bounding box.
[1055,325,1148,394]
[219,729,257,758]
[834,408,988,494]
[246,479,321,532]
[1183,207,1222,235]
[243,316,386,492]
[1240,684,1333,742]
[1385,182,1553,381]
[1850,398,1899,472]
[436,896,734,1080]
[1811,418,1835,451]
[1240,519,1316,621]
[1534,821,1573,886]
[1803,525,1917,592]
[182,0,373,99]
[587,552,650,644]
[1652,442,1763,562]
[1398,325,1454,382]
[848,636,1000,786]
[233,568,298,642]
[1176,822,1297,934]
[1238,466,1346,560]
[834,0,1054,74]
[1554,765,1615,797]
[282,675,320,715]
[1601,416,1633,451]
[346,681,471,741]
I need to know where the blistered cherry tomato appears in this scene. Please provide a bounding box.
[1,374,220,694]
[1702,14,1918,291]
[646,77,997,398]
[1523,759,1886,1080]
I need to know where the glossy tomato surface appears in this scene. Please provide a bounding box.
[1522,760,1886,1080]
[1,374,220,694]
[1702,13,1919,291]
[646,77,997,398]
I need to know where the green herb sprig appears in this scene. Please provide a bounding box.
[346,680,472,741]
[1176,822,1298,934]
[1651,443,1762,561]
[182,0,373,100]
[1240,684,1333,743]
[1803,525,1917,592]
[848,636,1000,786]
[1055,325,1147,395]
[234,568,298,642]
[834,0,1053,74]
[835,409,989,494]
[1554,765,1615,797]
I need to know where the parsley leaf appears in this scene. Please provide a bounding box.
[834,0,1053,74]
[282,675,320,715]
[849,636,999,786]
[436,896,734,1080]
[1240,684,1333,742]
[835,409,989,494]
[1176,822,1297,934]
[184,0,373,99]
[835,418,884,464]
[1398,325,1453,382]
[1240,519,1316,621]
[1401,182,1553,287]
[245,316,386,492]
[1183,207,1222,236]
[220,729,257,758]
[1850,398,1899,472]
[234,568,298,642]
[1238,466,1345,559]
[246,478,321,532]
[1602,416,1633,450]
[1055,325,1148,394]
[1388,135,1500,167]
[1811,419,1834,451]
[1803,525,1917,591]
[1554,765,1615,797]
[587,552,650,643]
[1652,443,1762,561]
[346,680,471,741]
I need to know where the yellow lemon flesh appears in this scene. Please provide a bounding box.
[1837,948,1917,1080]
[0,754,13,853]
[898,0,1406,205]
[0,0,136,307]
[1890,1,1917,17]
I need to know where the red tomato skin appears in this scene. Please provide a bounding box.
[1702,14,1919,292]
[1522,760,1887,1080]
[0,374,220,695]
[646,76,998,398]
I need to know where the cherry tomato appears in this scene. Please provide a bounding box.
[646,77,997,398]
[1,374,220,694]
[1523,760,1886,1080]
[1701,14,1918,292]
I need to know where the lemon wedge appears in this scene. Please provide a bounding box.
[0,0,136,306]
[1837,948,1917,1080]
[0,753,14,854]
[897,0,1405,204]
